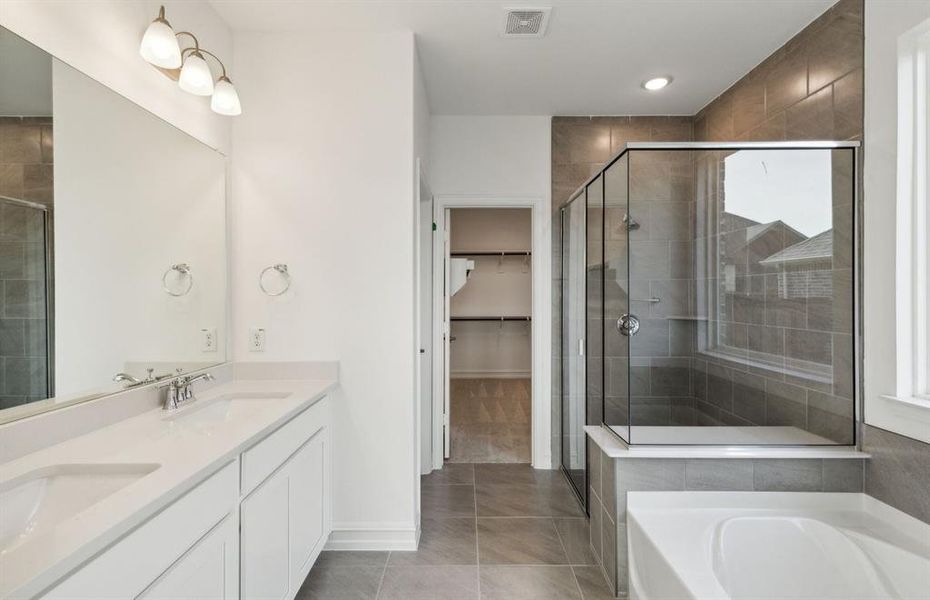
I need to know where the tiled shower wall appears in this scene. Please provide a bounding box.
[0,117,53,407]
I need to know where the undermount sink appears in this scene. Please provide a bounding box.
[164,392,289,425]
[0,463,159,554]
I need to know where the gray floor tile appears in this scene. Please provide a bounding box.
[378,566,479,599]
[475,464,563,485]
[422,463,476,486]
[297,565,384,599]
[315,551,389,568]
[422,484,476,518]
[571,566,615,600]
[477,518,569,565]
[476,482,584,517]
[479,566,582,599]
[553,518,597,565]
[388,518,477,566]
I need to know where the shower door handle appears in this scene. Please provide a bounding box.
[616,313,640,337]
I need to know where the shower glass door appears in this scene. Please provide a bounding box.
[560,192,586,499]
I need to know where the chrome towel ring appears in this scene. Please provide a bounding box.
[162,263,193,297]
[260,263,291,296]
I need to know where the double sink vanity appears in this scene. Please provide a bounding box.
[0,366,337,599]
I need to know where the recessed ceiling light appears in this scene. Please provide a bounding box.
[643,76,672,91]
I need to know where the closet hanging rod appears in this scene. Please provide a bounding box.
[450,316,532,322]
[449,251,531,257]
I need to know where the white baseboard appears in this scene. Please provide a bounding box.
[450,370,531,379]
[325,522,420,551]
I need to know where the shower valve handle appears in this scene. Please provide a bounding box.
[617,313,640,337]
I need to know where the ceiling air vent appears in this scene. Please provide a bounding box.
[502,8,551,38]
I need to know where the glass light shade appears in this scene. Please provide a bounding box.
[211,78,242,116]
[139,19,181,69]
[179,53,214,96]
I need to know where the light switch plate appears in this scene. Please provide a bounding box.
[249,328,266,352]
[201,328,217,352]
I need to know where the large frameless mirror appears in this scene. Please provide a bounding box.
[0,25,227,424]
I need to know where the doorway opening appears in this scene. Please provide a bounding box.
[444,208,532,463]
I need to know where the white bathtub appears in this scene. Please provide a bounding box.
[627,492,930,600]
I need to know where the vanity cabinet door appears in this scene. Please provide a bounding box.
[240,429,328,600]
[138,514,238,600]
[288,433,326,592]
[240,471,290,599]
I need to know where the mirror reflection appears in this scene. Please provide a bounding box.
[0,26,227,423]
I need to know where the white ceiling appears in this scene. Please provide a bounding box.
[210,0,837,116]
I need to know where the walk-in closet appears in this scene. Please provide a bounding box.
[446,208,532,463]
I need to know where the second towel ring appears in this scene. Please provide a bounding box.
[163,263,193,297]
[260,264,291,296]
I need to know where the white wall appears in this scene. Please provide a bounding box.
[0,0,233,152]
[863,0,930,443]
[430,116,551,197]
[231,30,419,546]
[53,60,227,397]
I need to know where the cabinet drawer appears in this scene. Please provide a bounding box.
[43,461,238,599]
[240,396,328,496]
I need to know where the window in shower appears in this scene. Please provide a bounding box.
[701,149,837,384]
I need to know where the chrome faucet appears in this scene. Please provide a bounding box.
[113,368,165,388]
[159,372,215,411]
[113,372,141,384]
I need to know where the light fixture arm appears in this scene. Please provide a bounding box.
[175,31,201,52]
[180,45,229,80]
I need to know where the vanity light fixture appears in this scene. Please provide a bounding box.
[139,6,181,69]
[178,51,214,96]
[642,76,672,91]
[140,6,241,115]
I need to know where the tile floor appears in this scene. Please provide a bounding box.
[298,463,615,599]
[449,379,531,463]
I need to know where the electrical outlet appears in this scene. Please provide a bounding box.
[249,328,266,352]
[201,328,217,352]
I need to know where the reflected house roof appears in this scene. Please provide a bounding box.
[720,213,806,244]
[759,229,833,265]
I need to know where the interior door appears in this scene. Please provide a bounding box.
[417,163,434,473]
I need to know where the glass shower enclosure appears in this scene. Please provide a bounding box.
[560,141,858,496]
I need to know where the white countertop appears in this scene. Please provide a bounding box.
[585,425,871,459]
[0,378,337,599]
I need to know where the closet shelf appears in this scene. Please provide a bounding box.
[451,316,532,322]
[450,251,531,257]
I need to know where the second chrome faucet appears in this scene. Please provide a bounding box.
[159,372,215,411]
